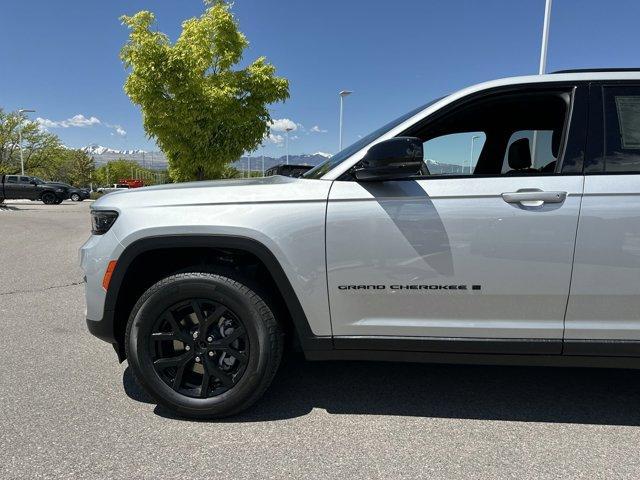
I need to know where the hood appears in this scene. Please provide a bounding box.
[92,175,331,210]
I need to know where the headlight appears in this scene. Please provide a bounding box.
[91,210,119,235]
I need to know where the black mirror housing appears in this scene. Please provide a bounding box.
[354,137,424,181]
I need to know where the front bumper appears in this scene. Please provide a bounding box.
[86,316,125,361]
[80,228,125,359]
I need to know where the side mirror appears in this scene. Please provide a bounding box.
[353,137,424,181]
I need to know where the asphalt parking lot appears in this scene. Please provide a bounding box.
[2,200,640,479]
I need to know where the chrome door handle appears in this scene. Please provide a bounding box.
[501,189,567,205]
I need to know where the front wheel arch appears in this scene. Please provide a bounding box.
[107,236,325,361]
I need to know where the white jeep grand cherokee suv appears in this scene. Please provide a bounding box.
[82,69,640,418]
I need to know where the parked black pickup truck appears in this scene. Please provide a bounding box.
[0,175,69,204]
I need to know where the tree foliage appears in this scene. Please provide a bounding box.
[0,108,96,186]
[120,1,289,181]
[94,158,165,186]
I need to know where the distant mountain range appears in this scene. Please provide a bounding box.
[80,144,332,172]
[80,144,467,175]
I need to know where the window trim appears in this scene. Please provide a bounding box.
[584,80,640,175]
[585,81,640,175]
[339,82,588,181]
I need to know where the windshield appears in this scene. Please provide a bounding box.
[303,99,441,179]
[32,177,46,185]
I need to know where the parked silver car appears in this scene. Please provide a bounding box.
[82,69,640,418]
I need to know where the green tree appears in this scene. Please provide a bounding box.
[120,0,289,181]
[0,109,64,175]
[94,158,166,186]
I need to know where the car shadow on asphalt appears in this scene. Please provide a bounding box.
[122,357,640,425]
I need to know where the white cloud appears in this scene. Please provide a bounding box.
[37,114,127,137]
[37,114,101,129]
[269,118,298,132]
[267,133,284,145]
[310,125,327,133]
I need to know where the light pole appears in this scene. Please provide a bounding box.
[533,0,553,162]
[539,0,552,75]
[469,135,480,174]
[285,127,293,165]
[339,90,352,151]
[18,108,35,175]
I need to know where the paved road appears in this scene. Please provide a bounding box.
[2,200,640,479]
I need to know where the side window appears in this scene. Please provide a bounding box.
[20,176,31,183]
[6,176,17,183]
[423,132,486,176]
[413,89,571,177]
[603,86,640,172]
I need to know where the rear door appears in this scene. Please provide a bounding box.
[565,84,640,353]
[19,176,37,199]
[3,176,21,199]
[326,84,588,353]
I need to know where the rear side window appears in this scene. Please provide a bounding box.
[603,86,640,172]
[6,176,17,183]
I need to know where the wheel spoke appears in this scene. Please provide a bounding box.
[196,303,226,338]
[173,359,188,391]
[220,347,247,364]
[164,311,190,343]
[151,332,175,342]
[154,350,193,370]
[203,356,234,388]
[212,325,245,347]
[199,371,212,398]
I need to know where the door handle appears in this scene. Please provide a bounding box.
[501,189,567,205]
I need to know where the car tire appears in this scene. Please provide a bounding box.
[41,192,56,204]
[125,272,283,419]
[70,193,81,202]
[53,197,63,204]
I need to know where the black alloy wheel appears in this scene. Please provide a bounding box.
[125,272,283,418]
[150,298,250,398]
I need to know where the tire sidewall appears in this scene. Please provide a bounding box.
[42,192,55,204]
[127,275,274,416]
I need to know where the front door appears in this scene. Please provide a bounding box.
[326,85,587,353]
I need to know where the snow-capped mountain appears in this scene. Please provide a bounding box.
[82,144,148,156]
[81,144,332,172]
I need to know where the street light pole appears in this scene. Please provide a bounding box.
[18,108,35,176]
[534,0,553,162]
[285,127,293,165]
[469,135,480,174]
[339,90,352,151]
[539,0,553,75]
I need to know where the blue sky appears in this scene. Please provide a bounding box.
[2,0,640,157]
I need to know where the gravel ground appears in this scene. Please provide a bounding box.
[2,200,640,479]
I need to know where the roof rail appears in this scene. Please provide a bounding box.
[552,68,640,74]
